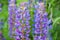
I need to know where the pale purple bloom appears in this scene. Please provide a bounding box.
[34,2,48,40]
[8,0,16,38]
[14,2,31,40]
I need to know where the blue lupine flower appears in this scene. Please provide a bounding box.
[47,19,52,40]
[8,0,16,38]
[14,2,31,40]
[34,2,48,40]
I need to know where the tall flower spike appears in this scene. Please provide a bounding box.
[15,2,31,40]
[34,2,48,40]
[8,0,16,38]
[24,3,31,40]
[20,2,30,40]
[14,3,23,40]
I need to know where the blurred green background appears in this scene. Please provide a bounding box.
[0,0,60,40]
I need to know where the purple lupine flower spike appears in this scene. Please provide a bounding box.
[8,0,16,38]
[20,2,30,40]
[34,2,48,40]
[15,2,31,40]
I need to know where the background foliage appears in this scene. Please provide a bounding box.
[0,0,60,40]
